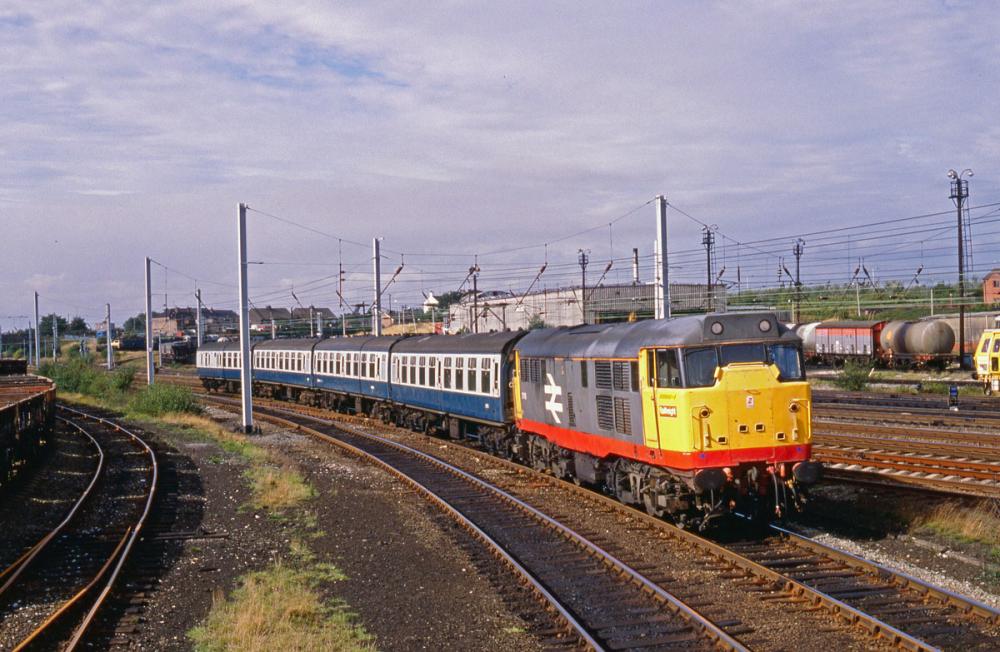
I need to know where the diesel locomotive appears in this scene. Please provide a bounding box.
[198,312,820,528]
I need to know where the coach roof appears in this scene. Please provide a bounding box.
[392,331,526,355]
[315,335,403,352]
[254,338,320,352]
[515,313,796,359]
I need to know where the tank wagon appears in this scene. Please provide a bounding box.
[0,369,55,488]
[198,313,821,529]
[797,318,955,368]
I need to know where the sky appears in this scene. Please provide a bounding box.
[3,1,1000,328]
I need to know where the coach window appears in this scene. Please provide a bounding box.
[429,357,438,387]
[467,357,477,393]
[369,354,376,379]
[443,357,452,389]
[683,347,719,388]
[494,360,500,395]
[455,358,464,390]
[480,357,490,395]
[993,338,1000,354]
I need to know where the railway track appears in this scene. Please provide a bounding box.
[811,394,1000,497]
[0,406,158,650]
[203,393,1000,650]
[214,396,746,651]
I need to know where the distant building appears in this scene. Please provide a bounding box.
[446,282,725,333]
[984,269,1000,304]
[249,306,292,331]
[151,307,237,336]
[290,306,336,323]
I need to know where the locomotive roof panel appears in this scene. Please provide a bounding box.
[315,335,405,352]
[254,338,321,351]
[392,331,526,355]
[516,313,797,359]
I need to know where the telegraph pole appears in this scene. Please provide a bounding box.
[578,249,590,323]
[470,263,480,333]
[145,257,154,385]
[632,248,640,285]
[702,226,716,311]
[195,288,204,347]
[949,169,973,369]
[655,195,670,319]
[792,239,805,323]
[372,238,382,336]
[33,292,40,367]
[236,203,253,433]
[106,303,114,370]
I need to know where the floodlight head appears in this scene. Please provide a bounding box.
[964,169,974,177]
[947,169,958,179]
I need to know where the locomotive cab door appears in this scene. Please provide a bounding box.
[641,348,689,451]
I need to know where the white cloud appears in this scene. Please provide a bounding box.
[2,1,999,318]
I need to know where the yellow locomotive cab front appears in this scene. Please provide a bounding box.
[641,351,811,468]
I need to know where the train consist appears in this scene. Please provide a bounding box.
[796,318,957,368]
[198,313,821,528]
[0,361,55,489]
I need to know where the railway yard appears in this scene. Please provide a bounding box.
[0,362,996,651]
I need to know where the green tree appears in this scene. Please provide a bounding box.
[39,313,69,336]
[527,314,548,330]
[123,313,145,334]
[68,316,88,335]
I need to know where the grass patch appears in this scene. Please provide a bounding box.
[151,413,269,463]
[128,383,201,416]
[188,560,373,652]
[244,464,316,513]
[834,359,872,391]
[914,502,1000,546]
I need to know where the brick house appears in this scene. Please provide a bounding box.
[985,269,1000,304]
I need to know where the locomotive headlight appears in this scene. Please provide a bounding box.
[758,319,772,333]
[711,321,724,335]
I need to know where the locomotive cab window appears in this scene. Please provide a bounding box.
[766,344,804,381]
[719,343,766,366]
[683,347,719,388]
[653,349,682,388]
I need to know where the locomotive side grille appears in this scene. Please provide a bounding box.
[567,391,576,428]
[595,394,614,430]
[612,361,631,391]
[614,397,632,435]
[520,357,528,382]
[594,361,613,389]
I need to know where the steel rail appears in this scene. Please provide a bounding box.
[224,398,747,652]
[248,398,939,651]
[6,406,158,651]
[58,404,159,651]
[0,416,104,597]
[187,386,998,650]
[769,524,1000,623]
